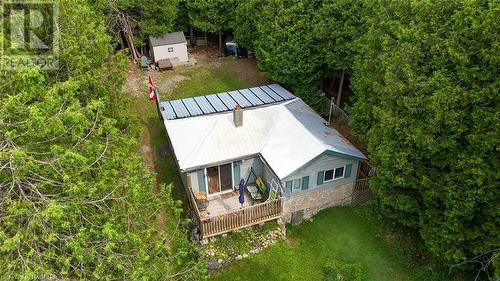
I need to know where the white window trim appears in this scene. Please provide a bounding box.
[323,166,345,183]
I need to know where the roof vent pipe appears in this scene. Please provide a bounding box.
[233,105,243,127]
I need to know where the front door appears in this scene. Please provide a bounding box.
[207,166,219,194]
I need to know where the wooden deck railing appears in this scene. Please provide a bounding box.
[186,187,202,223]
[198,199,283,238]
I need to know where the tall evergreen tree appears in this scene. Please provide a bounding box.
[349,0,499,273]
[231,0,266,51]
[254,0,326,114]
[187,0,236,51]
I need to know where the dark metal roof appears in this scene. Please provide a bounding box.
[149,32,187,47]
[160,84,296,120]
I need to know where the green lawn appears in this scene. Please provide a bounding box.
[170,67,251,99]
[210,206,465,281]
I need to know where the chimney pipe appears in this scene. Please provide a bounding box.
[233,105,243,127]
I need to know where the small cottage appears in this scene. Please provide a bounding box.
[159,84,367,238]
[149,31,188,64]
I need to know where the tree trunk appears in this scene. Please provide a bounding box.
[336,71,345,106]
[119,32,125,49]
[111,7,139,62]
[218,30,222,55]
[189,26,195,46]
[125,31,139,62]
[329,77,335,90]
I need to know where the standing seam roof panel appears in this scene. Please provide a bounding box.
[160,102,177,120]
[217,92,239,109]
[249,87,275,103]
[182,98,203,116]
[228,91,252,108]
[239,89,264,105]
[206,94,229,112]
[170,100,190,118]
[261,85,285,101]
[268,84,295,100]
[193,96,216,114]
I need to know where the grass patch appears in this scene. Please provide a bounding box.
[210,206,469,281]
[170,67,251,99]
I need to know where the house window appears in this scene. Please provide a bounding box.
[285,180,293,191]
[293,178,301,189]
[168,47,174,52]
[324,166,345,182]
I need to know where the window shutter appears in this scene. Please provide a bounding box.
[233,161,241,185]
[197,169,206,192]
[317,171,324,185]
[301,176,309,190]
[345,164,352,178]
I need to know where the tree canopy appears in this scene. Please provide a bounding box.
[348,0,499,270]
[0,0,201,279]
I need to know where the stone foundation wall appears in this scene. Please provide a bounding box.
[282,183,354,224]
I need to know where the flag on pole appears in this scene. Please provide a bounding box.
[148,76,156,101]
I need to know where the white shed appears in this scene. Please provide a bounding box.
[149,32,188,63]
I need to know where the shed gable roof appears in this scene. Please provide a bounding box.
[150,31,187,47]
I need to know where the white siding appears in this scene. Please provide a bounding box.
[282,153,359,196]
[152,42,188,62]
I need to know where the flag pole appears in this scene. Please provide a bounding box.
[154,87,163,120]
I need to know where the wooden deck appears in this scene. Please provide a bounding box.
[203,191,253,218]
[187,188,283,238]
